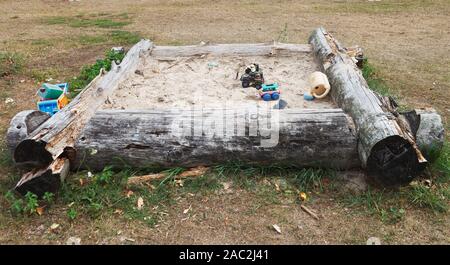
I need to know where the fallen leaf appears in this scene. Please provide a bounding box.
[50,223,60,230]
[36,206,45,216]
[272,224,282,234]
[125,190,134,198]
[274,183,280,192]
[183,205,191,214]
[137,197,144,210]
[299,192,307,201]
[114,209,123,215]
[79,178,85,186]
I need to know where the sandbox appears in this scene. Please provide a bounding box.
[7,28,444,196]
[103,52,334,110]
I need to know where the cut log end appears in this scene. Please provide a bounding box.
[14,139,53,167]
[366,136,424,186]
[15,157,70,197]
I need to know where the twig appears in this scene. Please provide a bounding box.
[300,205,319,220]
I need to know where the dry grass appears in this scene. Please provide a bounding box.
[0,0,449,244]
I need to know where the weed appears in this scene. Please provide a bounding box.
[42,192,54,204]
[24,192,39,214]
[380,207,405,224]
[66,207,78,220]
[60,167,173,226]
[0,52,24,77]
[69,49,125,96]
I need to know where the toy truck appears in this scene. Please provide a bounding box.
[240,63,264,89]
[259,83,280,101]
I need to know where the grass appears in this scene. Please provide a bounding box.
[0,52,24,77]
[60,167,173,226]
[362,59,393,97]
[313,0,439,14]
[43,14,131,29]
[108,30,142,45]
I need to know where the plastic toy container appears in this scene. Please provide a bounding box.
[37,84,70,116]
[38,83,68,99]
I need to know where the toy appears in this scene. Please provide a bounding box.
[240,63,264,89]
[259,83,281,101]
[37,93,69,116]
[308,72,330,99]
[37,83,70,116]
[38,83,68,99]
[303,92,314,101]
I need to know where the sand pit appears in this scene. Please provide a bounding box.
[103,52,336,110]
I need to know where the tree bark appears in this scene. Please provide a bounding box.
[73,108,360,171]
[151,42,311,57]
[309,27,429,186]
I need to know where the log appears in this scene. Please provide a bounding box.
[415,109,445,160]
[73,108,360,170]
[151,42,311,57]
[6,110,50,157]
[309,27,430,186]
[12,39,153,195]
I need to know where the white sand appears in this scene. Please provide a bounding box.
[104,53,335,110]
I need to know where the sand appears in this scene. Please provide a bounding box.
[103,53,335,110]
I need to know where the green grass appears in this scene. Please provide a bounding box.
[342,188,406,224]
[109,30,142,45]
[405,184,448,213]
[362,59,393,97]
[60,167,172,226]
[77,35,108,45]
[0,52,24,77]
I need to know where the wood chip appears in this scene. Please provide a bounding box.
[127,166,209,186]
[127,173,166,185]
[272,224,282,234]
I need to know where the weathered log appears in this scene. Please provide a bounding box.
[309,27,430,186]
[6,110,50,157]
[415,109,445,160]
[12,40,153,195]
[73,108,360,171]
[15,158,70,197]
[151,42,311,57]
